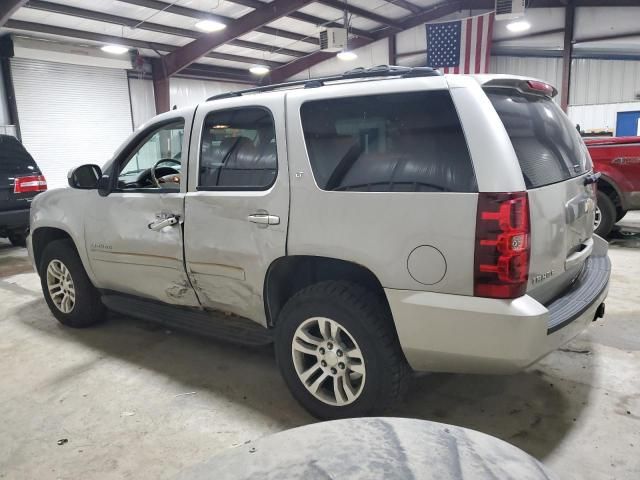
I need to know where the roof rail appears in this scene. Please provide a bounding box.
[206,65,441,102]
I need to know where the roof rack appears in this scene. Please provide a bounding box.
[206,65,441,102]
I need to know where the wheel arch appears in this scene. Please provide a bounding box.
[263,256,391,328]
[597,174,625,211]
[32,227,76,272]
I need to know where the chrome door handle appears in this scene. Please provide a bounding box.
[148,215,179,231]
[248,213,280,226]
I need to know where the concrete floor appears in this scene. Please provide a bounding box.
[1,215,639,480]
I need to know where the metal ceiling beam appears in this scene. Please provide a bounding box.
[268,0,464,82]
[115,0,318,45]
[317,0,403,30]
[222,0,375,40]
[493,27,565,43]
[0,0,28,27]
[26,1,309,58]
[382,0,422,14]
[4,19,283,68]
[160,0,315,77]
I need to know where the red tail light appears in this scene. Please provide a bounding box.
[14,175,48,194]
[474,192,530,299]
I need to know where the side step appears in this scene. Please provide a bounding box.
[101,294,273,347]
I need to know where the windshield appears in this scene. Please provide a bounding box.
[486,88,592,189]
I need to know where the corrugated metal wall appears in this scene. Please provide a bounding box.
[11,58,133,189]
[170,77,248,109]
[570,59,640,105]
[568,102,640,132]
[489,56,564,103]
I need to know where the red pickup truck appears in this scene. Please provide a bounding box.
[585,136,640,236]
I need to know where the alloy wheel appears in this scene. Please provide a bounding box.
[46,259,76,314]
[291,317,366,406]
[594,205,602,230]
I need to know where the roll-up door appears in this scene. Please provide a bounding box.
[10,58,133,188]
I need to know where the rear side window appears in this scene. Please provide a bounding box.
[300,91,476,192]
[486,88,592,189]
[198,107,277,190]
[0,135,39,174]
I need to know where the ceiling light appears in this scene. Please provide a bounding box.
[101,44,129,55]
[506,20,531,33]
[249,65,270,75]
[337,50,358,61]
[195,20,226,33]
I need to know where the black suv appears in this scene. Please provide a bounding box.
[0,134,46,246]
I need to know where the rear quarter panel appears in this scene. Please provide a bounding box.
[587,140,640,201]
[284,77,502,295]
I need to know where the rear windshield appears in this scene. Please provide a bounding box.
[486,88,592,189]
[0,135,39,174]
[300,90,476,192]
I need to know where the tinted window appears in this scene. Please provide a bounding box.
[0,135,39,174]
[486,88,592,188]
[199,107,277,190]
[300,91,476,192]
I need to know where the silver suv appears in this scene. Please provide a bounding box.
[28,66,610,419]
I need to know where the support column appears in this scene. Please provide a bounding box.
[560,1,575,113]
[152,58,170,115]
[388,34,397,66]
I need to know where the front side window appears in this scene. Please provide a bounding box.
[198,107,277,190]
[118,122,184,190]
[300,90,476,192]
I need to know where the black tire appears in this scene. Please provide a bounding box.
[39,239,106,328]
[275,280,409,419]
[616,208,628,222]
[595,191,616,237]
[8,232,26,247]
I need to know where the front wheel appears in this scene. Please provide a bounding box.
[39,239,106,328]
[275,281,409,419]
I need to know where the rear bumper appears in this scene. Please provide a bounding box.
[385,236,611,374]
[0,208,30,232]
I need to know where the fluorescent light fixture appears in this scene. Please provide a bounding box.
[195,20,226,33]
[101,44,129,55]
[337,50,358,61]
[506,20,531,33]
[249,65,270,75]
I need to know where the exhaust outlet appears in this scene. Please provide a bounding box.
[594,303,605,321]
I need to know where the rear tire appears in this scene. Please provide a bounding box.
[275,280,409,419]
[594,191,616,237]
[39,239,106,328]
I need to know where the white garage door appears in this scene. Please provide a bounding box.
[11,58,133,189]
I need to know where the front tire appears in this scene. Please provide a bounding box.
[275,281,409,419]
[39,239,105,328]
[594,191,616,237]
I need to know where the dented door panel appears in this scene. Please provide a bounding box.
[184,94,289,325]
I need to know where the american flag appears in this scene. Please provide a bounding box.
[426,12,494,74]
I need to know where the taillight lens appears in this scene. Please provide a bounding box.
[14,175,48,194]
[474,192,530,299]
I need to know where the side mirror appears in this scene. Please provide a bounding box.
[68,164,102,189]
[97,175,111,197]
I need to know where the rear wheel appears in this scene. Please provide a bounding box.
[275,281,409,419]
[594,191,616,237]
[39,239,105,327]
